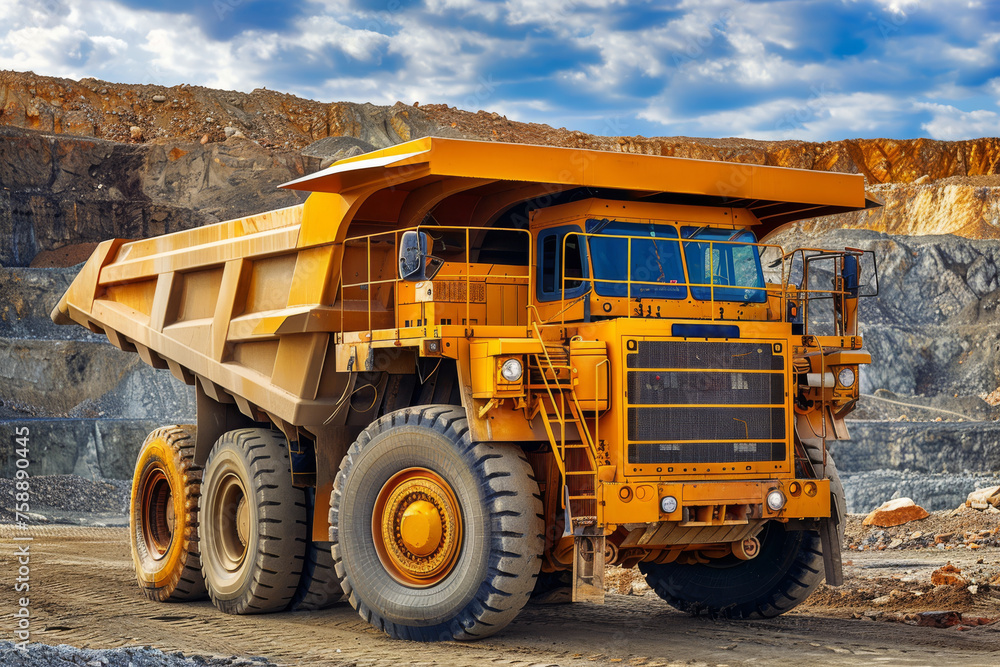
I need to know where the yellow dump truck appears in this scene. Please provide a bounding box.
[53,137,879,640]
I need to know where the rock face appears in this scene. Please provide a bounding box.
[0,264,195,421]
[0,420,165,479]
[0,70,465,150]
[3,70,1000,499]
[841,470,1000,514]
[0,126,317,267]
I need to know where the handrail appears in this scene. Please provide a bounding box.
[555,230,786,326]
[530,320,569,483]
[529,320,600,512]
[338,224,533,336]
[784,247,876,337]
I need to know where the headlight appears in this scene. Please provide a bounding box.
[837,367,856,387]
[660,496,678,513]
[500,358,523,383]
[766,490,786,512]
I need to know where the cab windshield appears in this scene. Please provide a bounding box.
[681,226,766,303]
[584,220,766,303]
[586,220,686,299]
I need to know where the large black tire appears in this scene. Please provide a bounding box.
[330,405,544,641]
[129,425,207,602]
[639,521,824,619]
[199,428,307,614]
[290,489,345,612]
[639,453,845,619]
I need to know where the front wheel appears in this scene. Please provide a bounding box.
[330,405,544,641]
[639,521,824,619]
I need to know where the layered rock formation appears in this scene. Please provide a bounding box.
[0,126,318,268]
[2,70,999,502]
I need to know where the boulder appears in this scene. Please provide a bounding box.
[965,485,1000,509]
[930,563,967,587]
[862,497,929,527]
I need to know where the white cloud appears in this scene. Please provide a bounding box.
[639,92,910,141]
[919,103,1000,140]
[0,0,997,140]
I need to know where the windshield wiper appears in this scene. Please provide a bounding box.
[590,217,613,234]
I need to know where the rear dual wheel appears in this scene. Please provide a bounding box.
[331,405,544,641]
[132,426,343,613]
[199,428,343,614]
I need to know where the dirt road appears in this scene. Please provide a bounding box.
[3,525,1000,666]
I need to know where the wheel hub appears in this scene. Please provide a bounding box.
[215,472,249,571]
[399,499,444,556]
[373,468,462,587]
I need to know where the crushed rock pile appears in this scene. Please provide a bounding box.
[0,641,276,667]
[844,507,1000,553]
[0,474,129,523]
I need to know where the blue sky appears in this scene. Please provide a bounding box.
[0,0,998,141]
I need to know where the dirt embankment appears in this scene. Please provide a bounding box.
[2,69,1000,255]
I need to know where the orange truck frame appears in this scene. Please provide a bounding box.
[53,138,879,640]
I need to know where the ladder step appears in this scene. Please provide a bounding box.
[568,495,597,500]
[565,471,595,476]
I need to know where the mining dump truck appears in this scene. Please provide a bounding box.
[53,137,879,640]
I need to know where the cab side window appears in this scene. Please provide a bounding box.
[537,225,588,302]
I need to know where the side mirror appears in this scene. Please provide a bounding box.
[399,231,434,281]
[841,254,859,298]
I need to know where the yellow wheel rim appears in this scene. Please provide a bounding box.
[372,467,463,587]
[139,467,174,559]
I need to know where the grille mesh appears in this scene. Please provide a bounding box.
[628,406,785,441]
[625,339,787,466]
[627,370,784,406]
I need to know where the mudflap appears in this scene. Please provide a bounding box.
[572,530,606,604]
[819,516,844,586]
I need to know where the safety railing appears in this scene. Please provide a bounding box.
[782,247,879,337]
[551,231,786,326]
[338,225,533,337]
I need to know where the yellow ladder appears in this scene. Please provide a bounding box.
[529,326,600,529]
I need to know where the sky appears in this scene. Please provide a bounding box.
[0,0,998,141]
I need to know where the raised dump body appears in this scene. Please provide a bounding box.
[54,137,879,640]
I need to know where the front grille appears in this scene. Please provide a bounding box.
[626,339,787,466]
[629,442,786,464]
[628,407,785,441]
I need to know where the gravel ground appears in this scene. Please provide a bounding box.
[0,641,276,666]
